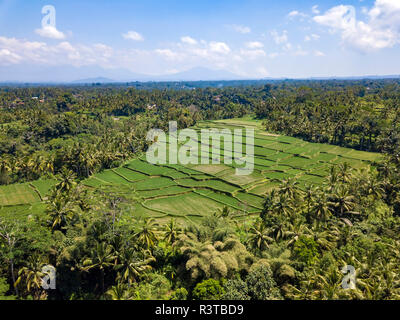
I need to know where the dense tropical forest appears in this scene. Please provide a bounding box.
[1,79,400,300]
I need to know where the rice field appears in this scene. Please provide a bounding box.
[0,117,383,224]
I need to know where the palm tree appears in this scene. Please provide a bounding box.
[303,184,317,221]
[311,194,334,226]
[115,248,154,285]
[55,168,77,195]
[163,219,181,245]
[105,282,134,300]
[40,154,54,175]
[328,166,338,190]
[0,157,11,175]
[329,187,359,218]
[313,267,344,299]
[337,224,360,247]
[286,221,311,247]
[272,195,295,222]
[0,157,11,185]
[79,150,98,177]
[215,206,231,218]
[337,162,352,183]
[81,242,116,295]
[247,220,273,252]
[279,178,301,201]
[307,229,337,251]
[134,218,159,250]
[268,219,287,242]
[363,175,384,200]
[48,197,76,230]
[261,189,277,220]
[15,254,47,300]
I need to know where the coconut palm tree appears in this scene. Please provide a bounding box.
[134,218,159,250]
[48,197,77,230]
[247,220,273,253]
[303,184,317,222]
[115,248,155,285]
[0,157,11,185]
[272,195,294,220]
[55,168,77,196]
[307,229,337,251]
[329,187,359,218]
[337,162,352,183]
[286,221,311,248]
[327,166,338,191]
[105,282,134,300]
[81,242,116,295]
[311,194,334,226]
[362,174,385,200]
[163,219,182,245]
[15,254,47,300]
[278,178,301,201]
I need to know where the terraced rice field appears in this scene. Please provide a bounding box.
[0,118,383,223]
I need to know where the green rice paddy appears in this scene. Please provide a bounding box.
[0,118,383,223]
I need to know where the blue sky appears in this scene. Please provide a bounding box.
[0,0,399,81]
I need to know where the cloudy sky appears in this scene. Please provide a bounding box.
[0,0,399,81]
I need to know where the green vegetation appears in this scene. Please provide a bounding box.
[1,80,400,300]
[0,118,381,223]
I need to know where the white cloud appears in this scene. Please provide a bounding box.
[155,49,180,60]
[0,48,21,65]
[314,1,400,52]
[240,49,266,59]
[245,41,264,49]
[312,5,320,15]
[305,34,320,41]
[314,5,356,30]
[288,10,308,19]
[271,30,289,44]
[35,25,66,40]
[230,24,251,34]
[151,38,272,77]
[181,36,197,45]
[209,41,231,54]
[0,36,114,67]
[0,33,272,79]
[283,43,292,51]
[294,46,308,56]
[122,31,144,41]
[255,67,269,77]
[271,30,293,52]
[314,50,325,56]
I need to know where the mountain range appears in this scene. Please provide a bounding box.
[0,64,399,84]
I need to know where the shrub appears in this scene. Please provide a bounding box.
[170,288,188,300]
[293,236,320,266]
[192,279,225,300]
[245,265,282,300]
[222,279,250,300]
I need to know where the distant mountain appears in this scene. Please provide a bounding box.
[72,77,115,83]
[0,64,152,83]
[0,64,246,83]
[70,67,246,83]
[1,62,399,83]
[152,67,245,81]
